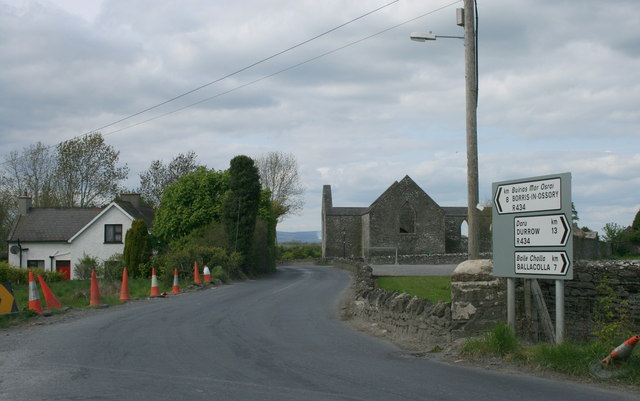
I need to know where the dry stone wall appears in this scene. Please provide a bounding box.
[337,258,640,346]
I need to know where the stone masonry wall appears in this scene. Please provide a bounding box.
[529,260,640,341]
[337,258,640,346]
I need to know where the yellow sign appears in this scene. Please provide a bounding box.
[0,282,19,315]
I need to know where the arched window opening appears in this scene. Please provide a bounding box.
[460,220,469,238]
[399,202,416,234]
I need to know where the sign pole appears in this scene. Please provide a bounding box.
[555,280,565,344]
[507,277,516,330]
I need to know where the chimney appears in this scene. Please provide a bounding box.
[120,193,141,208]
[18,192,32,215]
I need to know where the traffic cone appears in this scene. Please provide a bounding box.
[193,261,202,285]
[171,268,180,294]
[28,269,44,314]
[89,269,103,307]
[601,335,640,366]
[36,273,63,310]
[203,265,211,283]
[120,267,131,301]
[149,268,163,297]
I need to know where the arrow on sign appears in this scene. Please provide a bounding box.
[494,177,562,215]
[515,251,571,276]
[514,214,571,247]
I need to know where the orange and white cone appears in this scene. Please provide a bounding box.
[149,268,163,297]
[193,261,202,285]
[36,273,63,310]
[28,269,44,314]
[171,268,180,294]
[203,265,211,283]
[89,269,104,307]
[601,335,640,366]
[120,267,131,301]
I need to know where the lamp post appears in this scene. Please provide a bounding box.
[410,0,479,260]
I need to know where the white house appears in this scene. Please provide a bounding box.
[7,193,153,279]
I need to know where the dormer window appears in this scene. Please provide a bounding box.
[105,224,123,243]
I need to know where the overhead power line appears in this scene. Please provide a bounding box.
[103,0,461,137]
[84,1,401,135]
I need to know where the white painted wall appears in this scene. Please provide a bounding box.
[7,204,136,279]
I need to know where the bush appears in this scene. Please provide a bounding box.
[103,253,126,281]
[0,261,66,284]
[74,254,100,281]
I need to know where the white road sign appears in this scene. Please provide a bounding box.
[514,214,571,247]
[515,251,570,276]
[494,177,562,215]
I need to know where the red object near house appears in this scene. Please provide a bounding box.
[56,260,71,280]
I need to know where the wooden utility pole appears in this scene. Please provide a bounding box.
[463,0,479,260]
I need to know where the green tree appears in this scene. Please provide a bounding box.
[123,219,150,278]
[55,133,129,207]
[153,167,228,243]
[601,222,626,243]
[223,156,261,273]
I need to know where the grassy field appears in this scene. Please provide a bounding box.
[375,276,451,303]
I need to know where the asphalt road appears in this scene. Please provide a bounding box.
[1,265,636,401]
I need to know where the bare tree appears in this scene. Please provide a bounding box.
[55,133,129,207]
[255,151,304,222]
[138,151,201,208]
[1,142,57,206]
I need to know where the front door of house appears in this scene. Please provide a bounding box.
[56,260,71,280]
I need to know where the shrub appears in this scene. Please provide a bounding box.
[103,253,126,281]
[593,277,634,346]
[0,262,66,284]
[123,219,151,278]
[74,254,100,280]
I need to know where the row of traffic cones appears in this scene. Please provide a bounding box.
[193,261,212,284]
[28,262,215,314]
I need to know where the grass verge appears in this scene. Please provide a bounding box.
[0,278,193,328]
[462,323,640,387]
[375,276,451,303]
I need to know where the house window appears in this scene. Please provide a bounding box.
[27,260,45,269]
[399,202,416,234]
[105,224,123,243]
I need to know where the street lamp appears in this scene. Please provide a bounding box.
[411,0,479,260]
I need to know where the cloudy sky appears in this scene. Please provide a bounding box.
[1,0,639,234]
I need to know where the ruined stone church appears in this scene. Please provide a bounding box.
[321,176,472,258]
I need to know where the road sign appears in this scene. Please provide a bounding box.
[514,214,571,247]
[0,282,19,315]
[515,251,570,276]
[492,172,573,280]
[494,177,562,214]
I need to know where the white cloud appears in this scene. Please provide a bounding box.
[1,0,638,234]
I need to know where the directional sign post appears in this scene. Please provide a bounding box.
[492,172,573,344]
[492,172,573,280]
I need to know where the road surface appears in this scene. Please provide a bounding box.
[0,265,636,400]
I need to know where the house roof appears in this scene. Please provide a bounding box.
[7,200,155,243]
[8,208,102,242]
[115,200,154,228]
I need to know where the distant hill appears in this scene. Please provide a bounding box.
[277,231,322,244]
